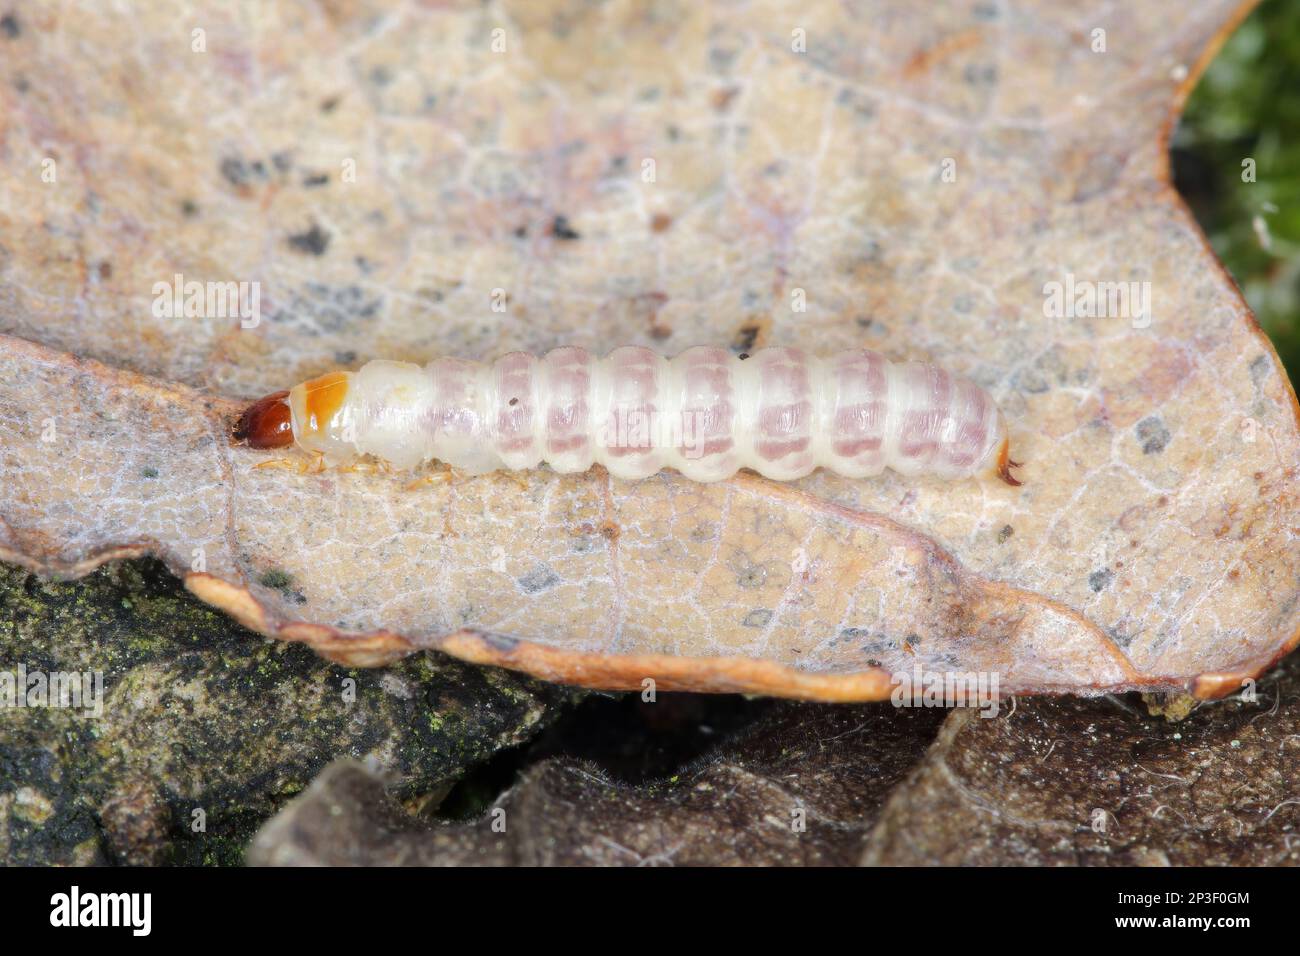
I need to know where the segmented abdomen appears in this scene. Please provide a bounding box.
[281,347,1009,483]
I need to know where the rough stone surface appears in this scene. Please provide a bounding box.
[862,654,1300,865]
[250,655,1300,866]
[0,560,575,865]
[249,701,947,865]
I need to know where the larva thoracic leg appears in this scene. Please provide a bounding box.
[233,347,1021,485]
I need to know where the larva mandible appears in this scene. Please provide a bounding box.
[233,346,1022,485]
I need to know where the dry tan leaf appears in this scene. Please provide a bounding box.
[1,0,1297,699]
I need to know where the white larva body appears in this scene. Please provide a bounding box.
[274,346,1016,484]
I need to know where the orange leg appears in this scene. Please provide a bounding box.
[336,456,393,477]
[252,457,295,472]
[252,450,325,475]
[404,461,457,491]
[995,437,1023,487]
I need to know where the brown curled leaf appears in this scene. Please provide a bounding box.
[1,0,1298,700]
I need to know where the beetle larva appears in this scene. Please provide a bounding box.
[233,347,1021,485]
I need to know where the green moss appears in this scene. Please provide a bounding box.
[256,568,293,590]
[1175,0,1300,373]
[0,558,577,865]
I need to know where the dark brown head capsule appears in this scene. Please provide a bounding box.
[233,390,294,449]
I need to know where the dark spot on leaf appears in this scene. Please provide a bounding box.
[963,63,998,87]
[180,199,199,218]
[258,568,293,590]
[1011,368,1049,394]
[1,13,19,38]
[742,609,772,628]
[835,87,876,120]
[141,467,158,479]
[690,522,718,542]
[1089,568,1114,592]
[97,261,112,280]
[508,397,518,406]
[287,223,331,256]
[302,172,329,188]
[1107,625,1134,648]
[517,565,560,595]
[650,212,673,233]
[219,157,251,187]
[997,524,1014,543]
[320,95,340,113]
[1135,416,1170,454]
[276,283,381,335]
[550,215,580,240]
[733,324,761,354]
[709,44,739,71]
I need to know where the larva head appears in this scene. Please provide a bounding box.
[287,371,356,457]
[233,390,293,449]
